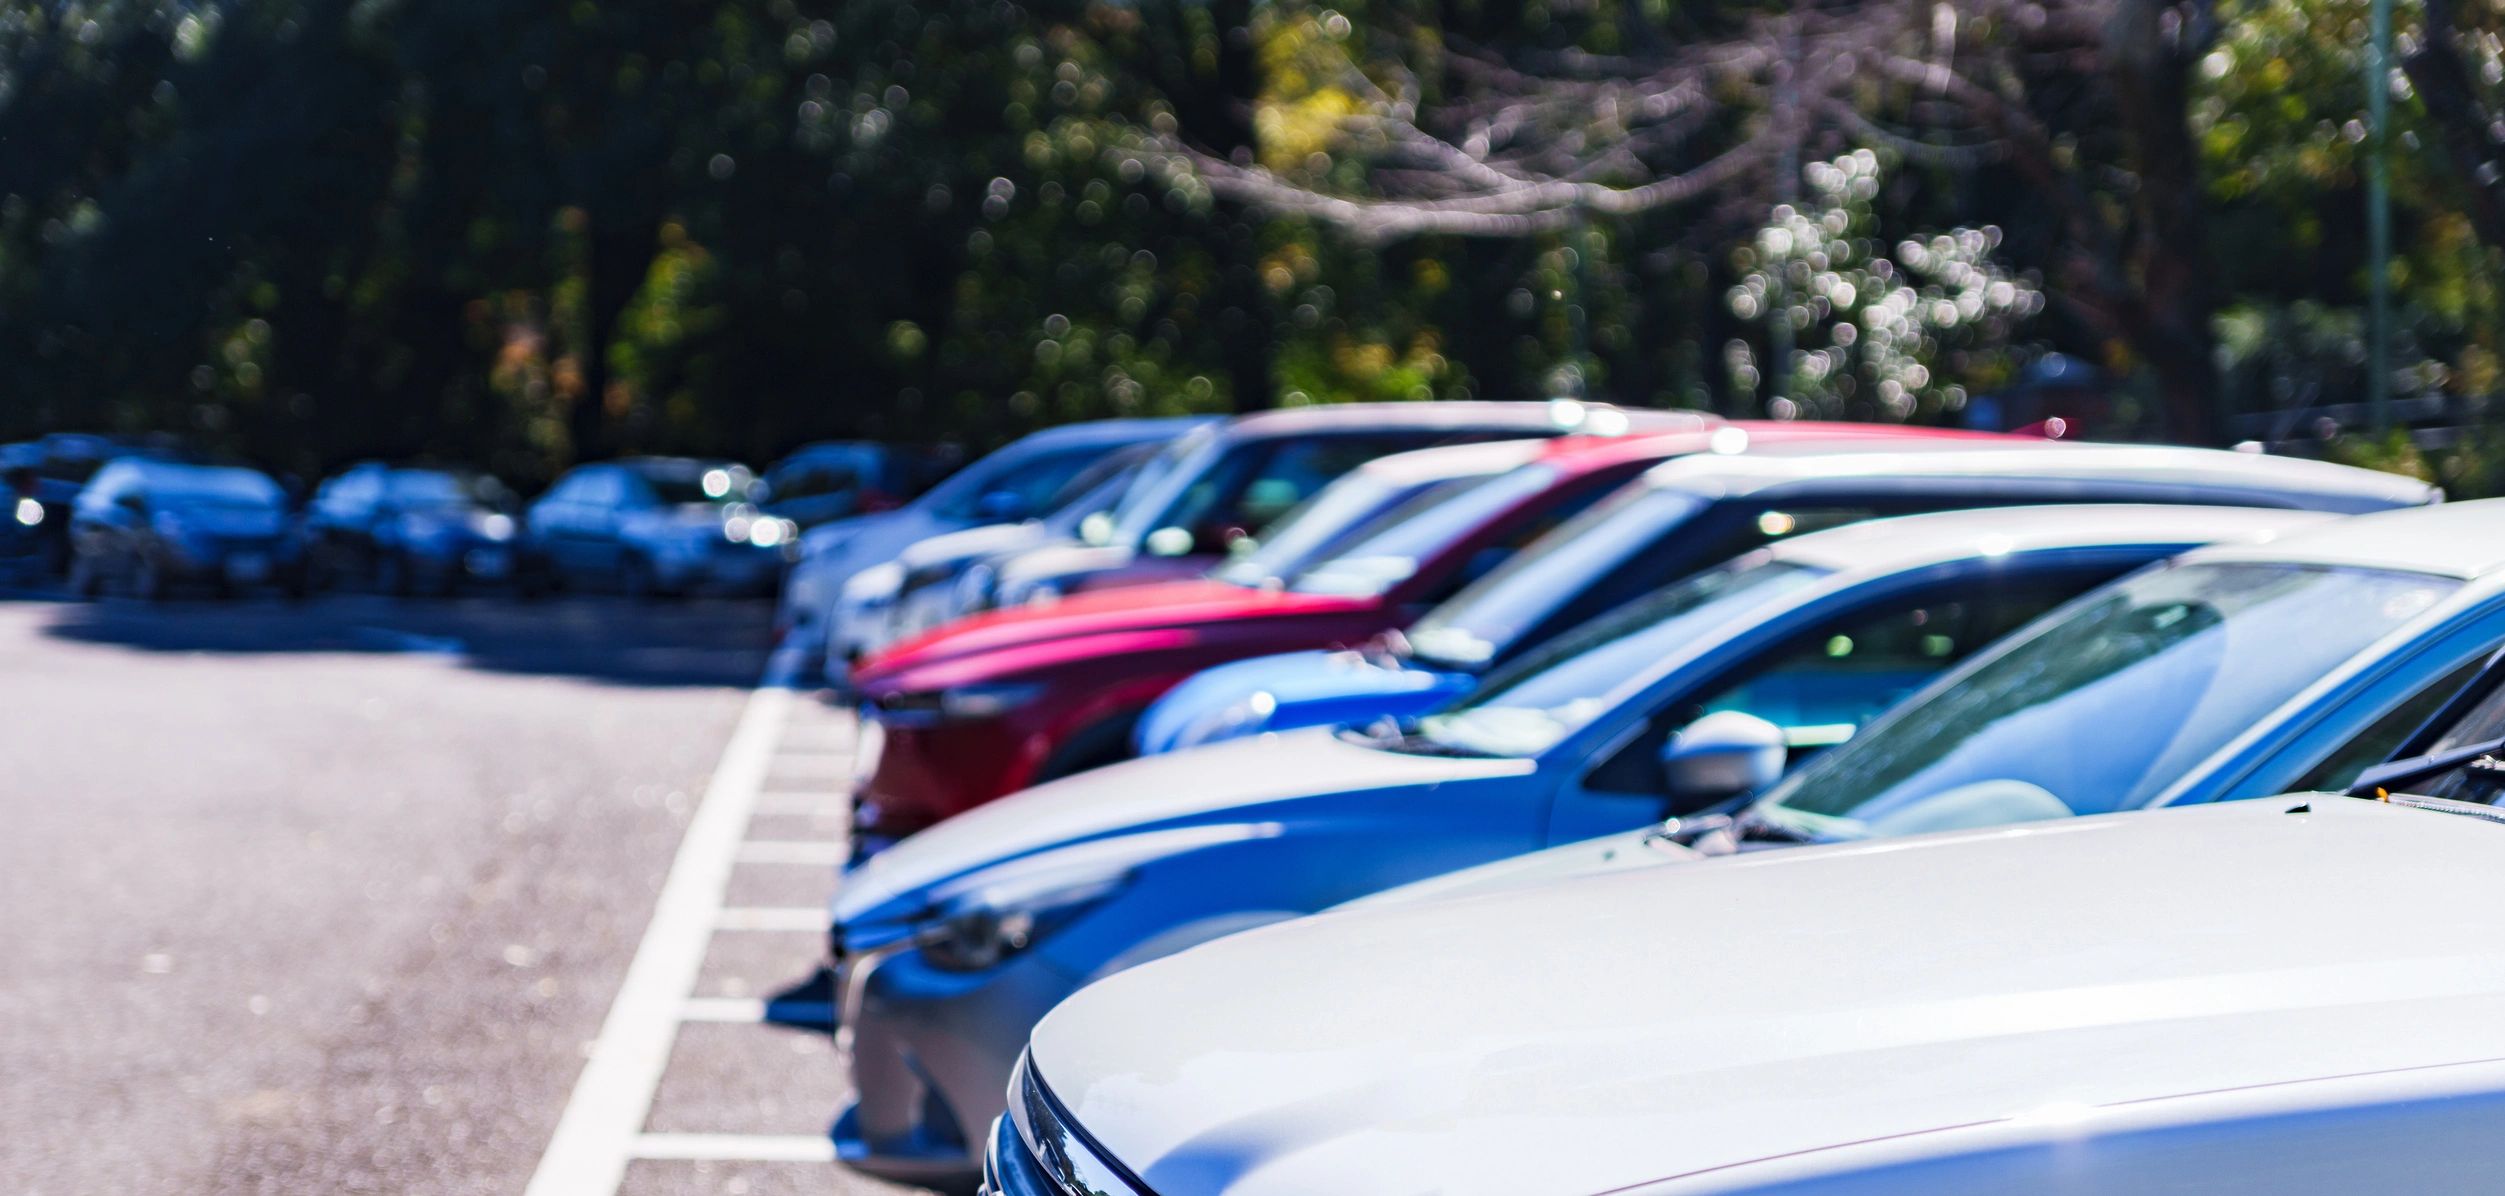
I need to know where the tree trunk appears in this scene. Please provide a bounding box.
[569,219,658,460]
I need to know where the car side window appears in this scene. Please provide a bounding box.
[2289,655,2490,795]
[1581,574,2099,796]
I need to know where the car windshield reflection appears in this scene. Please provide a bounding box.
[1755,561,2460,842]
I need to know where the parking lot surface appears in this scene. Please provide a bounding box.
[0,591,916,1195]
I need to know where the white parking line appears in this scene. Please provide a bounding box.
[681,996,837,1025]
[631,1132,839,1163]
[751,793,846,816]
[764,753,854,776]
[734,839,851,866]
[715,906,831,932]
[522,648,804,1196]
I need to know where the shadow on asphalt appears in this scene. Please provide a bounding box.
[23,587,778,689]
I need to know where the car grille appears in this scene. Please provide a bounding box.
[985,1053,1153,1196]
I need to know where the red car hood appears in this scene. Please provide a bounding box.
[857,579,1380,688]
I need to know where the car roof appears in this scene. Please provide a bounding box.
[1341,437,1554,485]
[1638,442,2440,514]
[2182,497,2505,579]
[1527,421,2024,476]
[1008,415,1221,449]
[1220,400,1705,442]
[1768,503,2337,574]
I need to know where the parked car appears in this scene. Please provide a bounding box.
[823,503,2322,1188]
[963,401,1693,617]
[854,438,2431,840]
[849,424,1973,843]
[67,459,307,599]
[13,433,188,575]
[1007,790,2505,1195]
[525,457,789,597]
[839,442,1173,660]
[1136,442,2442,753]
[781,418,1214,675]
[759,440,958,530]
[306,464,525,595]
[0,442,45,574]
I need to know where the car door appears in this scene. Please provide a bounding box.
[1542,565,2118,844]
[532,470,606,577]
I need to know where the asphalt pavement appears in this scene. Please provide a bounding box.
[0,588,917,1195]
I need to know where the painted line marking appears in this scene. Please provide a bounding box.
[715,906,830,932]
[680,996,836,1026]
[735,840,849,867]
[522,647,804,1196]
[629,1132,838,1163]
[751,792,846,815]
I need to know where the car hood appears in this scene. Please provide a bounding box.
[1029,797,2505,1196]
[857,580,1379,687]
[831,727,1531,925]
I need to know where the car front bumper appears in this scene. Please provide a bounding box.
[835,943,1080,1189]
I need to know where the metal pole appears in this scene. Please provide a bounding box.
[2367,0,2393,433]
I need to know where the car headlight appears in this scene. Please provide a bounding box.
[473,512,516,541]
[14,497,44,527]
[872,681,1049,726]
[913,872,1127,973]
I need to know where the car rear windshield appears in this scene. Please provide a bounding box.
[1757,560,2460,838]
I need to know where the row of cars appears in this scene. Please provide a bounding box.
[1,435,955,600]
[767,405,2505,1193]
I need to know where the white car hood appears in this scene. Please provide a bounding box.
[832,728,1532,923]
[1030,797,2505,1196]
[895,520,1045,572]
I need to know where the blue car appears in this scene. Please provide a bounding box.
[1136,442,2439,753]
[822,502,2325,1188]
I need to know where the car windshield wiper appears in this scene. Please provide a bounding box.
[2347,734,2505,800]
[1339,719,1499,759]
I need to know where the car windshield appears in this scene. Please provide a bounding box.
[642,465,751,505]
[1407,482,1709,667]
[149,466,284,507]
[1407,558,1829,757]
[386,471,494,510]
[1214,466,1498,588]
[1754,561,2461,841]
[1101,426,1221,545]
[1287,464,1564,597]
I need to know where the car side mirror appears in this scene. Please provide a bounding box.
[116,492,147,515]
[1659,711,1787,817]
[975,490,1030,522]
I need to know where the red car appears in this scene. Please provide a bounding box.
[849,421,2006,840]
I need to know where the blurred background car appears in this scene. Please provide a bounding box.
[306,464,526,596]
[8,433,190,576]
[822,503,2321,1186]
[525,457,790,598]
[843,441,1169,659]
[758,440,961,531]
[67,459,307,600]
[1135,441,2444,753]
[785,417,1215,679]
[966,400,1694,614]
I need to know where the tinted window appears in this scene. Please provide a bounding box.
[1291,465,1564,597]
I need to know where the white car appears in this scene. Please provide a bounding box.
[1004,790,2505,1195]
